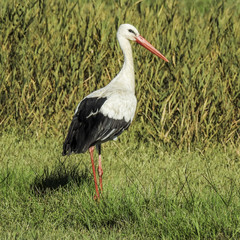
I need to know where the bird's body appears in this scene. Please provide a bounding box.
[62,90,136,154]
[62,24,168,199]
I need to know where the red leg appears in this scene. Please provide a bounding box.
[98,153,103,192]
[89,146,100,200]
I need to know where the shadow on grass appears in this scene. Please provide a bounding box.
[30,158,92,196]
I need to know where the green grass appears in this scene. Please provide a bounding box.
[1,132,240,239]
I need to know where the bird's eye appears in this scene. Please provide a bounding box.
[128,29,136,35]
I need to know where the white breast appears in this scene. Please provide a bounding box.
[100,90,137,122]
[76,83,137,122]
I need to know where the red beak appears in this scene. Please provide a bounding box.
[136,35,169,62]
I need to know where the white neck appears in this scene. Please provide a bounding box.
[109,35,135,92]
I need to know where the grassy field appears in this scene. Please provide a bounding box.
[0,0,240,239]
[1,132,240,239]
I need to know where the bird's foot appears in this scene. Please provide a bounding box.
[93,194,100,201]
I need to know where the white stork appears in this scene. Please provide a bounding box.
[62,24,169,199]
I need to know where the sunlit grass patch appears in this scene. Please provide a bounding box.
[0,133,240,238]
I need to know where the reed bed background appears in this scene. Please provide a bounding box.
[1,0,239,149]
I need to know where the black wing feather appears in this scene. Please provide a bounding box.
[62,97,131,155]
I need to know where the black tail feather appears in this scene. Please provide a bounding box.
[62,117,88,156]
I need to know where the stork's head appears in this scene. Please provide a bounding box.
[117,23,169,62]
[117,24,140,41]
